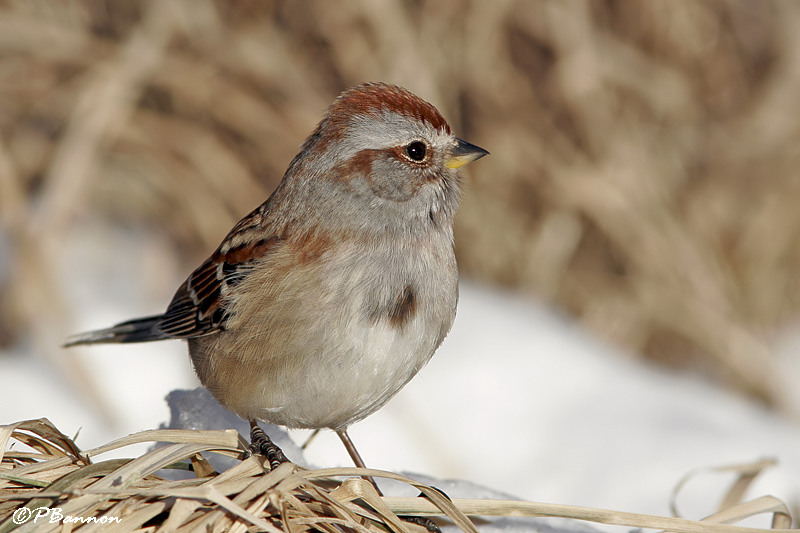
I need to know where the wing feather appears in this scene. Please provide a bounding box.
[158,206,283,338]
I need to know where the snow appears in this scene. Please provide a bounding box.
[2,220,799,531]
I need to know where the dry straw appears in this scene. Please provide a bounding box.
[0,419,793,532]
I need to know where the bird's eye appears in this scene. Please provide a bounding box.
[404,141,427,162]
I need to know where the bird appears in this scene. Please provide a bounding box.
[66,82,488,474]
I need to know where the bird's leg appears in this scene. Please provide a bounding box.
[336,429,441,533]
[336,428,381,492]
[335,428,368,469]
[301,428,321,450]
[249,420,288,470]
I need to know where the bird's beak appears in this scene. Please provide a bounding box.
[445,138,489,169]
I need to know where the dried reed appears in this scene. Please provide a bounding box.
[0,419,793,532]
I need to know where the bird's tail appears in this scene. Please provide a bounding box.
[64,315,168,347]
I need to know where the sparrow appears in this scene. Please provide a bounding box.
[66,82,488,476]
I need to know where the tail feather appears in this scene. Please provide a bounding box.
[64,315,169,347]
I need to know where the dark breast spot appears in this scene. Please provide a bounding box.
[387,285,417,329]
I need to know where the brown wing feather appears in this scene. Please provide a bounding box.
[159,203,283,338]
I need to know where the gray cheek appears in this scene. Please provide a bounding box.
[365,158,420,202]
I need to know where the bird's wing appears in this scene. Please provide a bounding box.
[159,205,284,338]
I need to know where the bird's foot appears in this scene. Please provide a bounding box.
[249,421,288,470]
[399,515,441,532]
[398,489,450,532]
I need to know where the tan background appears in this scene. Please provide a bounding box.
[1,1,800,414]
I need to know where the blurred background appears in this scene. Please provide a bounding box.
[2,0,800,519]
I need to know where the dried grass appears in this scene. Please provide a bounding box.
[1,1,800,408]
[0,419,794,532]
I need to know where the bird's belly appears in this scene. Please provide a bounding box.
[273,315,436,429]
[194,310,441,430]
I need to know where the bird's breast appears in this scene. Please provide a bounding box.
[190,229,458,430]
